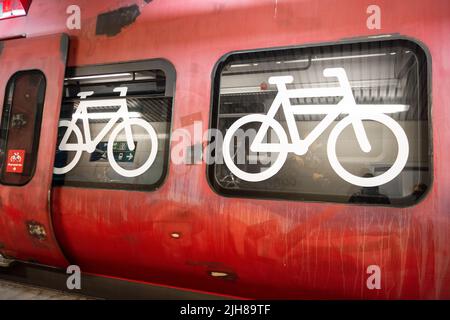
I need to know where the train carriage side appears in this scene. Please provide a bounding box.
[0,0,449,299]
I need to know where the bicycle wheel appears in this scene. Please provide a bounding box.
[223,114,289,182]
[107,118,158,178]
[327,113,409,187]
[53,120,83,175]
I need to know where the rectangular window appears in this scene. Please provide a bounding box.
[53,60,175,191]
[209,39,431,206]
[0,70,46,185]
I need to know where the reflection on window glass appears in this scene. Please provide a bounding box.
[53,61,174,190]
[0,71,46,185]
[209,39,431,206]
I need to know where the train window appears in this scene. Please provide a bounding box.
[0,70,46,186]
[209,39,431,206]
[53,60,175,191]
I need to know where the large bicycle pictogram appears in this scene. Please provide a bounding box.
[223,68,410,187]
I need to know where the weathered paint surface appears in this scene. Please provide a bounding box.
[0,34,69,267]
[95,4,141,37]
[0,0,449,299]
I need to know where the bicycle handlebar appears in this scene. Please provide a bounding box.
[77,87,128,99]
[114,87,128,97]
[77,91,94,99]
[268,67,354,98]
[269,75,294,85]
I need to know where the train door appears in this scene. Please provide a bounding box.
[0,34,69,267]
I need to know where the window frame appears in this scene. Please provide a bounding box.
[207,35,433,207]
[52,58,176,192]
[0,69,47,186]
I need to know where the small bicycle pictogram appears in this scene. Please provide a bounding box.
[54,87,158,178]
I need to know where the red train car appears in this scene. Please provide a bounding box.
[0,0,449,299]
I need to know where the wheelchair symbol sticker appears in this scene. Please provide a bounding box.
[6,150,25,174]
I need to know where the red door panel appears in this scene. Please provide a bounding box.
[0,34,69,267]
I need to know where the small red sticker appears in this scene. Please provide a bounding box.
[6,150,25,174]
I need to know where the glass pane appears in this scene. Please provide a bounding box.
[0,71,46,185]
[210,39,430,206]
[53,66,172,191]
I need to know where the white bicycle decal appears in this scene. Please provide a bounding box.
[223,67,409,187]
[54,87,158,178]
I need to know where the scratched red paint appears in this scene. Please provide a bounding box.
[0,34,69,267]
[0,0,449,299]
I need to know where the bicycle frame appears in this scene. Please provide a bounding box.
[59,87,136,153]
[250,68,408,155]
